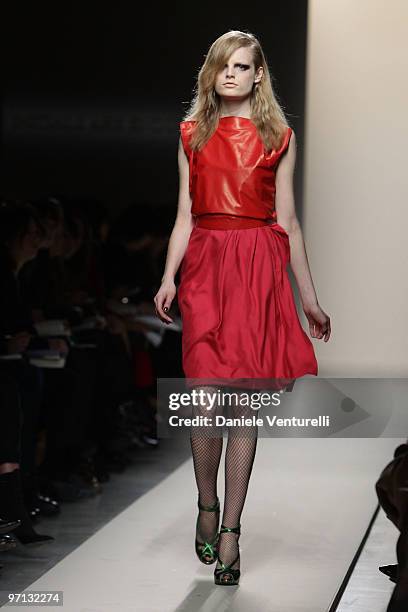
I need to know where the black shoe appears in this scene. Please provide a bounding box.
[15,532,54,546]
[379,563,398,583]
[67,454,103,494]
[22,471,60,518]
[0,470,54,547]
[36,493,60,516]
[70,466,102,496]
[0,517,21,535]
[0,534,18,552]
[141,433,159,447]
[28,504,41,522]
[214,524,241,586]
[27,494,59,519]
[195,497,220,565]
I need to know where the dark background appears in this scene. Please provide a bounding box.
[3,2,308,220]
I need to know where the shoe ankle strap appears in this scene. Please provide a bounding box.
[197,496,220,512]
[220,523,241,535]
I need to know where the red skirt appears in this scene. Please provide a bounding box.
[177,215,318,390]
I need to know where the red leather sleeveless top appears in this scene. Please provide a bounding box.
[179,116,292,223]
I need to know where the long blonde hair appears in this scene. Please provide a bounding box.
[182,30,290,152]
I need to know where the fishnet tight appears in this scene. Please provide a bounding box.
[190,385,258,573]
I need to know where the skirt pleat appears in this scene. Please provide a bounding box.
[177,223,318,390]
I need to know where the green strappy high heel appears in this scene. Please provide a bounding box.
[195,496,220,565]
[214,524,241,585]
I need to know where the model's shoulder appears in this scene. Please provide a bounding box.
[279,124,295,148]
[286,126,296,150]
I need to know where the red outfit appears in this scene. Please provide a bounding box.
[178,116,318,390]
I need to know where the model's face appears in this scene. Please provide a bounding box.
[214,46,263,101]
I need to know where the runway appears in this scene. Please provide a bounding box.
[1,436,400,612]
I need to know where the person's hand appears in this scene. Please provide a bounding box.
[48,338,70,355]
[303,303,331,341]
[154,279,176,324]
[6,332,32,354]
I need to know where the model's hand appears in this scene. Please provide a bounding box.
[154,279,176,324]
[303,303,331,342]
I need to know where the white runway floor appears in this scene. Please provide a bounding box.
[3,436,401,612]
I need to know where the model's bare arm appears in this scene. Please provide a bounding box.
[154,137,195,323]
[275,130,331,341]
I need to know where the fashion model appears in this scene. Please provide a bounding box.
[154,30,331,586]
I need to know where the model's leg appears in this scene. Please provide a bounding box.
[216,387,258,575]
[190,385,223,549]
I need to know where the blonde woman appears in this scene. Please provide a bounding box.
[154,30,331,586]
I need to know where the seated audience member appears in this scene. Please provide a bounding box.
[0,200,54,544]
[376,441,408,611]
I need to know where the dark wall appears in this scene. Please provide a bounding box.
[3,2,308,219]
